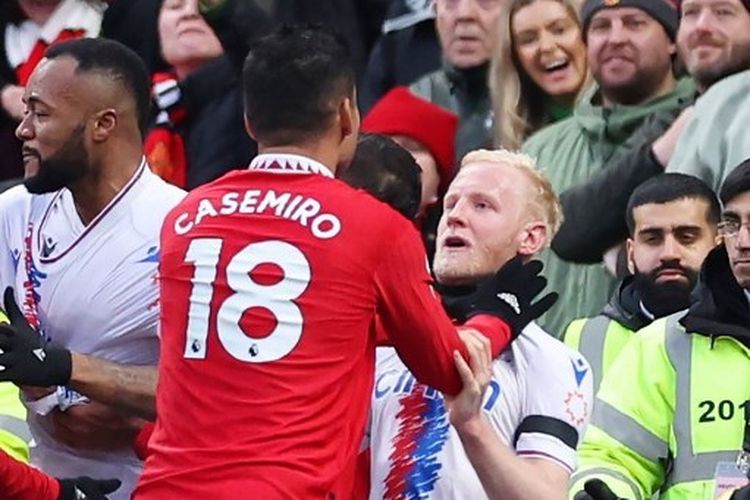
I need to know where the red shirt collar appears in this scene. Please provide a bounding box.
[248,154,335,179]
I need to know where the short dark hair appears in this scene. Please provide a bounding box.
[338,133,422,219]
[45,37,151,135]
[242,25,355,145]
[626,173,721,234]
[720,159,750,205]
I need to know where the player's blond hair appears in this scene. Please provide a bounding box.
[460,149,563,242]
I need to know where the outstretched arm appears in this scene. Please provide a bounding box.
[552,104,692,263]
[0,448,121,500]
[0,289,156,420]
[68,354,157,420]
[198,0,273,75]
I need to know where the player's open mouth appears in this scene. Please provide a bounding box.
[443,236,469,249]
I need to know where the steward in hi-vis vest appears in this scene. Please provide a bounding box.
[564,276,651,395]
[566,173,720,395]
[0,310,29,463]
[571,159,750,500]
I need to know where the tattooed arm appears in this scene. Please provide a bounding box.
[68,354,157,421]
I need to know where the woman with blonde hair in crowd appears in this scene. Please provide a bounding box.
[491,0,588,149]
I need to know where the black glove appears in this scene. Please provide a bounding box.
[573,479,624,500]
[444,257,558,337]
[0,287,72,386]
[731,484,750,500]
[57,477,121,500]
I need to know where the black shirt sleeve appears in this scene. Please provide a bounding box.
[551,104,691,263]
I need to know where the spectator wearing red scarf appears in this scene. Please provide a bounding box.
[144,0,261,189]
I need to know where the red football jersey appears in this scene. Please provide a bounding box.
[134,154,510,499]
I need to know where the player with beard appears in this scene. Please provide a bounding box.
[368,150,592,500]
[564,173,719,394]
[21,122,86,190]
[0,38,185,499]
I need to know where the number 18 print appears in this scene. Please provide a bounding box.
[182,238,312,363]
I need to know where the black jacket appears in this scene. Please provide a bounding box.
[600,276,652,332]
[680,245,750,349]
[161,0,274,188]
[201,0,271,76]
[358,0,441,113]
[177,57,257,189]
[0,5,24,180]
[101,0,166,75]
[271,0,387,77]
[552,96,695,264]
[411,62,492,163]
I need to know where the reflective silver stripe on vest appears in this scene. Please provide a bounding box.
[0,415,31,443]
[571,467,643,500]
[664,451,739,488]
[578,315,611,394]
[662,313,738,489]
[592,399,668,464]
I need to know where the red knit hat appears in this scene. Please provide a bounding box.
[362,87,458,193]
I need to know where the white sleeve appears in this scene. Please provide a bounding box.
[0,186,29,293]
[516,345,594,472]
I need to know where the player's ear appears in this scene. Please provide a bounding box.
[626,238,636,275]
[244,115,257,141]
[337,95,359,142]
[91,108,117,143]
[518,221,547,256]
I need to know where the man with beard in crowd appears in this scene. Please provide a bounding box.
[666,0,750,189]
[522,0,695,336]
[571,160,750,500]
[564,173,719,394]
[552,0,750,267]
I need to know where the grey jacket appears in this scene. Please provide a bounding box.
[410,62,492,164]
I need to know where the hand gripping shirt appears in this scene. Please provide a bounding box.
[135,153,511,499]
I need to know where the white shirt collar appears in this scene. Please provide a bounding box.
[38,157,148,263]
[248,153,334,179]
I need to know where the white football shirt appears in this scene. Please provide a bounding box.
[0,161,185,500]
[369,322,593,499]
